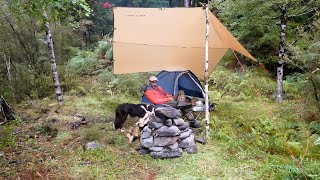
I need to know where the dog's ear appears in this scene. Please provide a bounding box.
[140,105,148,112]
[147,105,154,112]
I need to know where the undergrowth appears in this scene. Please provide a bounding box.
[207,66,320,179]
[1,39,319,179]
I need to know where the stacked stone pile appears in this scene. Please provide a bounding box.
[139,107,197,159]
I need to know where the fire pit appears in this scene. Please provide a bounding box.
[139,107,197,159]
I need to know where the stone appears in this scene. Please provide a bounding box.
[150,150,182,159]
[71,121,88,129]
[182,127,190,132]
[164,119,173,126]
[0,151,5,158]
[8,160,22,165]
[139,148,150,155]
[173,118,185,126]
[148,121,163,129]
[179,134,195,149]
[140,136,153,148]
[85,141,102,150]
[149,146,164,152]
[41,107,50,114]
[167,142,179,150]
[155,107,182,119]
[70,115,87,129]
[74,113,85,122]
[179,129,192,139]
[13,128,22,135]
[195,137,206,145]
[155,126,180,137]
[141,126,152,139]
[149,115,163,123]
[185,145,198,154]
[79,161,92,165]
[177,122,189,130]
[136,144,143,150]
[47,117,59,125]
[154,136,179,147]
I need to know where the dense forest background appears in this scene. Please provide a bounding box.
[0,0,319,107]
[0,0,319,179]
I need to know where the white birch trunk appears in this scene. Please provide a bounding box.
[3,54,15,100]
[205,5,210,139]
[184,0,189,7]
[43,12,64,105]
[276,5,287,103]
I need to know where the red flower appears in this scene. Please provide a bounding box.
[259,63,265,68]
[103,2,112,8]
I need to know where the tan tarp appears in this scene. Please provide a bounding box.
[113,7,256,79]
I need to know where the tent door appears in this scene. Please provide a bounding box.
[173,71,205,98]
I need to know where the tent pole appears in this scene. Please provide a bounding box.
[204,4,210,140]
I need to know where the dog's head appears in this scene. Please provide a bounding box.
[141,104,155,115]
[146,104,155,112]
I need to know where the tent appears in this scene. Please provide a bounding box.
[141,71,204,104]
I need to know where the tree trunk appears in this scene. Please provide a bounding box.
[184,0,190,7]
[276,5,287,103]
[3,53,15,100]
[0,96,15,123]
[310,76,320,112]
[204,4,210,139]
[169,0,173,7]
[43,13,64,105]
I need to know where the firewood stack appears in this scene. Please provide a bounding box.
[139,106,197,159]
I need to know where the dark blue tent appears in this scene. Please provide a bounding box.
[142,71,204,104]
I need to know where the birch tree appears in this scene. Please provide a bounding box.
[276,4,287,103]
[43,12,64,105]
[7,0,91,105]
[184,0,190,7]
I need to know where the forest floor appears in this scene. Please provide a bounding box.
[1,76,319,179]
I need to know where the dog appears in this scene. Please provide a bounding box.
[114,103,155,130]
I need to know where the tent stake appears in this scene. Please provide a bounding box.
[204,4,210,140]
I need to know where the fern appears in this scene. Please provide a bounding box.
[66,51,98,75]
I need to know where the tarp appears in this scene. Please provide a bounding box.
[113,7,256,79]
[141,71,204,104]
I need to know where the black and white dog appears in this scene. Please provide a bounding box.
[114,103,155,129]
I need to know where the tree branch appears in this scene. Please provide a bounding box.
[1,12,32,63]
[288,7,319,18]
[0,14,11,19]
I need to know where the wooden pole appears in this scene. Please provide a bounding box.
[205,4,210,139]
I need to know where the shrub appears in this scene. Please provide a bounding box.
[209,66,275,99]
[95,38,113,61]
[66,51,99,75]
[96,68,153,98]
[0,121,19,148]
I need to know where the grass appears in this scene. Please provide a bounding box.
[1,67,319,179]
